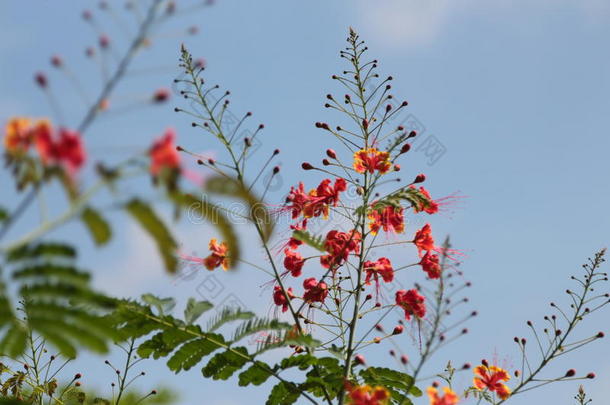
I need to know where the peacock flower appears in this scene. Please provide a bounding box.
[346,384,390,405]
[395,289,426,320]
[473,365,511,400]
[353,148,391,174]
[427,386,459,405]
[368,205,405,235]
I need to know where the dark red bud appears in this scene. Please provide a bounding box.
[408,130,417,138]
[354,354,365,365]
[362,119,369,130]
[413,174,426,184]
[385,104,392,113]
[322,159,330,166]
[565,369,576,377]
[400,143,411,154]
[35,72,47,88]
[75,373,82,379]
[326,149,337,159]
[586,373,595,379]
[392,325,404,335]
[400,355,408,365]
[597,331,605,338]
[273,166,280,174]
[99,34,110,48]
[51,55,63,68]
[301,162,314,170]
[153,88,170,103]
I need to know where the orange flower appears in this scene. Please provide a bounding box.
[353,148,391,174]
[4,117,33,154]
[413,224,436,257]
[473,365,511,400]
[346,384,390,405]
[203,238,230,271]
[368,205,404,235]
[395,289,426,320]
[35,124,86,176]
[427,386,459,405]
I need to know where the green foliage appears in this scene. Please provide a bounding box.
[141,294,176,316]
[359,367,421,403]
[266,381,300,405]
[370,186,433,214]
[0,242,118,358]
[81,207,112,246]
[205,176,275,243]
[206,307,255,332]
[184,298,213,325]
[125,199,178,273]
[201,347,249,380]
[291,230,326,252]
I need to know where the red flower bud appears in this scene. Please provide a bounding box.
[301,162,314,170]
[354,354,366,365]
[400,355,408,365]
[362,119,369,130]
[413,174,426,184]
[597,331,605,338]
[587,373,595,379]
[322,159,330,166]
[400,143,411,154]
[35,72,47,88]
[326,149,337,159]
[565,369,576,377]
[375,324,383,332]
[51,55,63,68]
[392,325,404,335]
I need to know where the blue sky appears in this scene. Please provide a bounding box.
[1,1,610,404]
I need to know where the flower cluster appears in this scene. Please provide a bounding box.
[4,117,86,177]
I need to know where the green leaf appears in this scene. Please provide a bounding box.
[359,367,420,401]
[81,207,112,246]
[0,207,8,223]
[166,336,225,372]
[279,354,318,371]
[170,193,240,268]
[125,199,178,273]
[184,298,213,324]
[291,230,325,252]
[206,307,254,332]
[0,323,28,357]
[13,264,90,288]
[141,294,176,316]
[6,243,76,262]
[205,176,275,243]
[231,317,290,343]
[238,361,274,387]
[266,381,300,405]
[201,347,249,380]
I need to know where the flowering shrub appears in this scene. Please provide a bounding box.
[0,5,607,405]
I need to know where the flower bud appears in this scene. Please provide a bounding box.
[51,55,63,68]
[400,143,411,154]
[153,88,170,103]
[326,149,337,159]
[375,324,383,332]
[413,174,426,184]
[392,325,404,335]
[35,72,48,88]
[373,337,381,344]
[301,162,314,170]
[362,119,369,130]
[354,354,366,365]
[400,355,408,365]
[586,373,595,379]
[322,159,330,166]
[565,369,576,377]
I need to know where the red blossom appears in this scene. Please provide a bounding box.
[283,248,305,277]
[203,238,230,271]
[149,128,181,176]
[320,229,361,269]
[273,285,294,313]
[364,257,394,287]
[368,205,405,235]
[35,124,86,176]
[345,384,390,405]
[473,365,511,400]
[303,278,328,304]
[413,223,436,257]
[287,219,307,249]
[419,251,441,279]
[286,178,347,219]
[395,289,426,320]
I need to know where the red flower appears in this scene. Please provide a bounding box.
[419,251,441,279]
[320,229,361,269]
[284,248,305,277]
[368,205,405,235]
[427,386,459,405]
[203,238,230,271]
[346,384,390,405]
[413,224,436,257]
[364,257,394,286]
[35,125,86,176]
[395,289,426,320]
[286,178,347,219]
[353,148,391,174]
[303,278,328,304]
[287,219,308,249]
[473,365,511,400]
[149,128,180,176]
[273,285,294,313]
